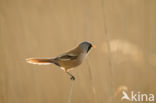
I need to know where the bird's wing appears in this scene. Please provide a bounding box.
[54,46,81,61]
[56,53,78,61]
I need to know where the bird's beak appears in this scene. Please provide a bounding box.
[92,44,96,48]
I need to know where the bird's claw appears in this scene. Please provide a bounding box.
[70,76,75,80]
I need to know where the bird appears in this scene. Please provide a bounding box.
[26,41,95,80]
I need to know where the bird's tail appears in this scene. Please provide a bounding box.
[26,58,53,65]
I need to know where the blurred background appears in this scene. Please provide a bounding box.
[0,0,156,103]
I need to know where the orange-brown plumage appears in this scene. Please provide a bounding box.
[26,41,94,80]
[26,58,53,64]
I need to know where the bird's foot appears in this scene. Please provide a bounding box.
[70,76,75,80]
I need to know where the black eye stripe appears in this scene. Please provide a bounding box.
[87,45,92,53]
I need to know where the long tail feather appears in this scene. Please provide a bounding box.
[26,58,53,65]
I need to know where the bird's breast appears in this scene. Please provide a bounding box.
[78,52,87,62]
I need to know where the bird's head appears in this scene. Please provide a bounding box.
[78,41,95,53]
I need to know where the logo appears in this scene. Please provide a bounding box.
[121,91,154,102]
